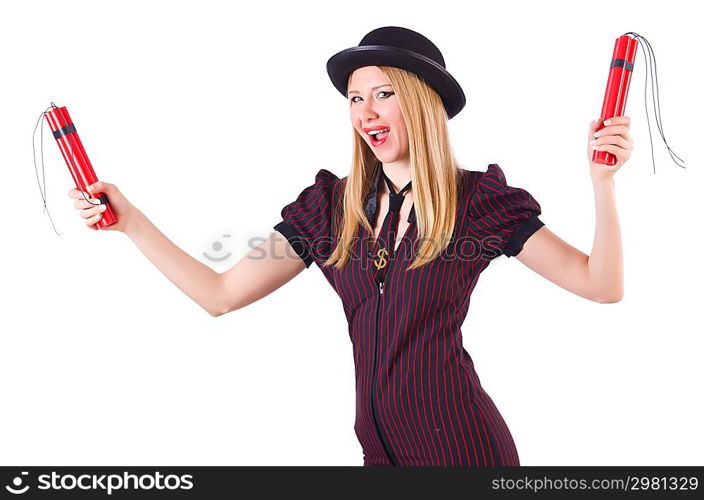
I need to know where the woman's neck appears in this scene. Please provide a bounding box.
[379,160,412,193]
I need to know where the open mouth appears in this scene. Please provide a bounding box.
[368,128,390,146]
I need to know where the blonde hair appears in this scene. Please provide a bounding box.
[323,65,464,271]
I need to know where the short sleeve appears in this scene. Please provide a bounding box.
[468,164,545,259]
[273,168,341,269]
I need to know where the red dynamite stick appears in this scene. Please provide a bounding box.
[43,106,117,230]
[593,35,638,166]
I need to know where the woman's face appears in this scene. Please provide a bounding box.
[348,66,409,163]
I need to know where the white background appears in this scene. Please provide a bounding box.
[1,0,701,466]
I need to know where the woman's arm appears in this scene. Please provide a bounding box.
[126,212,306,317]
[215,230,307,315]
[512,116,631,303]
[125,209,226,316]
[71,182,306,317]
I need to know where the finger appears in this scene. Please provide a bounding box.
[613,130,633,143]
[592,143,626,155]
[68,188,92,200]
[595,124,631,138]
[87,181,112,194]
[589,119,601,141]
[85,212,103,226]
[603,115,631,127]
[591,147,628,170]
[80,204,106,219]
[593,126,631,145]
[589,117,603,134]
[74,197,102,210]
[592,135,630,149]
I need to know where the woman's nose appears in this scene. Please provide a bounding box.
[360,100,378,118]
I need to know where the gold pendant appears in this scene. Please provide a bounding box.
[373,248,389,270]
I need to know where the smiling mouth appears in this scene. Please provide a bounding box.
[368,128,391,146]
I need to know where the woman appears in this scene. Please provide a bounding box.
[68,27,631,466]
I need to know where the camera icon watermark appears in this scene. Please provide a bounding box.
[202,234,232,262]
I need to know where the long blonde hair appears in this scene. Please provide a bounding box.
[323,65,463,271]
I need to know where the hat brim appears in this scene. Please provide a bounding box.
[326,45,466,119]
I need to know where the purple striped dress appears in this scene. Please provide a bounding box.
[274,162,544,467]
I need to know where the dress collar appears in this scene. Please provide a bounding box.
[363,161,416,224]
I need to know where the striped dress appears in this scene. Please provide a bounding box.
[274,162,544,467]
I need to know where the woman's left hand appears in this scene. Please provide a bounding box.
[587,115,633,181]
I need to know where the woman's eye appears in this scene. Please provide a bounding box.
[350,91,394,104]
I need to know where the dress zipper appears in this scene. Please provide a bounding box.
[370,279,397,465]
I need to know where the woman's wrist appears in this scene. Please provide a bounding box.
[590,166,616,187]
[124,207,147,238]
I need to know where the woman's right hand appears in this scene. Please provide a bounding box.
[68,181,138,233]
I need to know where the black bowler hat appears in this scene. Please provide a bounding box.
[326,26,466,119]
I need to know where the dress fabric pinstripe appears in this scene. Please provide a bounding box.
[273,162,544,467]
